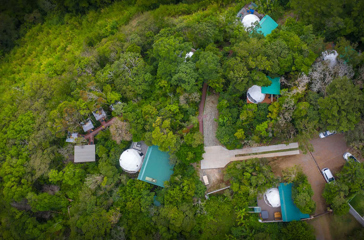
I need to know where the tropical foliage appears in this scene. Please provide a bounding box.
[0,0,363,239]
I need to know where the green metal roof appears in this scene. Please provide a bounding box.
[257,15,278,36]
[137,145,174,188]
[279,183,310,222]
[261,76,280,95]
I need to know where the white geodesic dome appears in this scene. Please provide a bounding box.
[247,85,266,104]
[264,188,281,208]
[322,50,338,68]
[119,149,142,173]
[242,14,260,30]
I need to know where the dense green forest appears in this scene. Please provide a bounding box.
[0,0,364,239]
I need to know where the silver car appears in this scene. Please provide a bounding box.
[322,168,335,183]
[343,152,360,163]
[319,130,336,138]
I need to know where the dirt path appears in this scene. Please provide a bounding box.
[203,94,220,147]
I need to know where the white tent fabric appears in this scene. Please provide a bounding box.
[119,149,142,173]
[247,85,265,103]
[242,14,260,30]
[185,51,194,59]
[322,50,338,68]
[264,188,281,208]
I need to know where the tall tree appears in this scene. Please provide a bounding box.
[318,77,364,132]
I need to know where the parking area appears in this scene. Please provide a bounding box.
[269,134,350,240]
[310,134,350,174]
[269,134,348,214]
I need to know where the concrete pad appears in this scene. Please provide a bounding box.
[201,143,299,169]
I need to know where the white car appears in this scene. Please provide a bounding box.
[319,130,336,138]
[343,152,360,163]
[322,168,335,183]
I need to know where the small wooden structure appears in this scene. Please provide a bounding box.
[92,108,107,121]
[203,175,209,185]
[81,119,94,132]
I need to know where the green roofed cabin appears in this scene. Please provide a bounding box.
[279,183,310,222]
[247,76,280,104]
[137,145,174,188]
[257,15,278,37]
[262,76,280,95]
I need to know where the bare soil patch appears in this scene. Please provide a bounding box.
[198,168,230,192]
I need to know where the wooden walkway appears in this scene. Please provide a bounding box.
[201,143,299,169]
[83,117,116,144]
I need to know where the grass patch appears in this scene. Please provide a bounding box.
[349,192,364,216]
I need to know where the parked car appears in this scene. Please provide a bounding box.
[343,152,360,163]
[319,130,336,138]
[322,168,335,183]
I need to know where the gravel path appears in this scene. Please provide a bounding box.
[203,94,221,147]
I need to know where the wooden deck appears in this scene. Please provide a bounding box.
[247,94,277,104]
[236,3,264,20]
[83,117,116,144]
[257,195,282,221]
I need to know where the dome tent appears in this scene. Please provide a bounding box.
[264,188,281,208]
[322,50,338,68]
[247,85,266,104]
[242,14,260,30]
[119,149,143,173]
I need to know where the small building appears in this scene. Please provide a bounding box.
[92,108,107,121]
[74,145,95,163]
[256,15,278,36]
[66,133,79,143]
[137,146,174,188]
[119,149,143,173]
[247,76,280,104]
[81,120,94,132]
[257,183,310,222]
